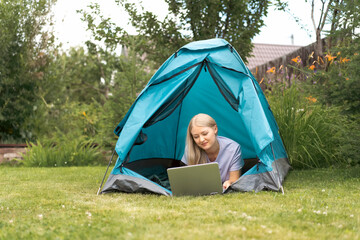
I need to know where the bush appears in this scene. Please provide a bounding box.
[21,135,103,167]
[267,83,355,169]
[304,48,360,116]
[336,120,360,167]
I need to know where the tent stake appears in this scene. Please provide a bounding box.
[97,149,116,195]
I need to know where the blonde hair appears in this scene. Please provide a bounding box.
[185,113,217,165]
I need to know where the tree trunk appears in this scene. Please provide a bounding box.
[315,28,323,57]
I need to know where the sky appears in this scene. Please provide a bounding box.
[53,0,324,50]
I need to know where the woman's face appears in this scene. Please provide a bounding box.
[190,124,218,152]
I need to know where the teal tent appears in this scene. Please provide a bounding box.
[99,38,290,195]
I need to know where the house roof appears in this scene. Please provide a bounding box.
[246,43,302,70]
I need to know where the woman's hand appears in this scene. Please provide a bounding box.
[223,170,241,190]
[223,180,231,190]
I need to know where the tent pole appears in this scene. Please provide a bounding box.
[97,149,116,195]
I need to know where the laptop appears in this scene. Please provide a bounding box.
[167,162,224,196]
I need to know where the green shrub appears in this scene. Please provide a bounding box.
[336,119,360,167]
[30,100,101,141]
[301,38,360,116]
[21,136,103,167]
[267,83,353,169]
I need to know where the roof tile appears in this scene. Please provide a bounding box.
[247,43,302,70]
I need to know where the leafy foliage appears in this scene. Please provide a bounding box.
[76,5,155,147]
[297,0,358,114]
[52,48,105,104]
[267,83,355,168]
[27,46,153,148]
[0,0,57,142]
[303,41,360,116]
[327,0,360,43]
[21,136,103,167]
[116,0,271,66]
[302,0,360,116]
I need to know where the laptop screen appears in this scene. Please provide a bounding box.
[167,162,223,196]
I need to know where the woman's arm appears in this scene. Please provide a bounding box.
[223,170,240,189]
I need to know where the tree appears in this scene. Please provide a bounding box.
[54,47,106,104]
[306,0,358,55]
[327,0,359,44]
[79,3,153,102]
[117,0,272,66]
[76,4,154,146]
[0,0,57,142]
[310,0,360,116]
[309,0,334,56]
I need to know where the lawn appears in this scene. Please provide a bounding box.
[0,166,359,240]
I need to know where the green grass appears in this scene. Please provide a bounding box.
[1,166,359,240]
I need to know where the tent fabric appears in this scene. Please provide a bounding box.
[102,168,172,196]
[228,158,290,193]
[101,38,290,195]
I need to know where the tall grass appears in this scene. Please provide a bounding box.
[267,84,349,168]
[21,135,103,167]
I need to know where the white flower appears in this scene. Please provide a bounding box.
[62,205,65,208]
[65,162,67,164]
[322,211,327,215]
[38,214,43,219]
[267,230,273,234]
[350,214,354,218]
[240,212,254,220]
[241,227,247,231]
[297,208,302,212]
[9,219,14,223]
[85,211,92,219]
[322,189,325,192]
[54,164,57,167]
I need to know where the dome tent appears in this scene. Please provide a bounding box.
[99,38,290,195]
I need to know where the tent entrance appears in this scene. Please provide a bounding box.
[123,158,184,190]
[123,157,260,191]
[123,59,258,172]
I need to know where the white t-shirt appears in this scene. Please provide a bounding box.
[181,136,243,183]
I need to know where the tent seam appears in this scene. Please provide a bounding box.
[205,61,239,111]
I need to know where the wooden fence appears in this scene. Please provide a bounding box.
[251,39,326,86]
[0,144,27,164]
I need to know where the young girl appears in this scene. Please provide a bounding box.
[181,113,243,189]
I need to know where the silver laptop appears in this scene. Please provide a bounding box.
[167,162,224,196]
